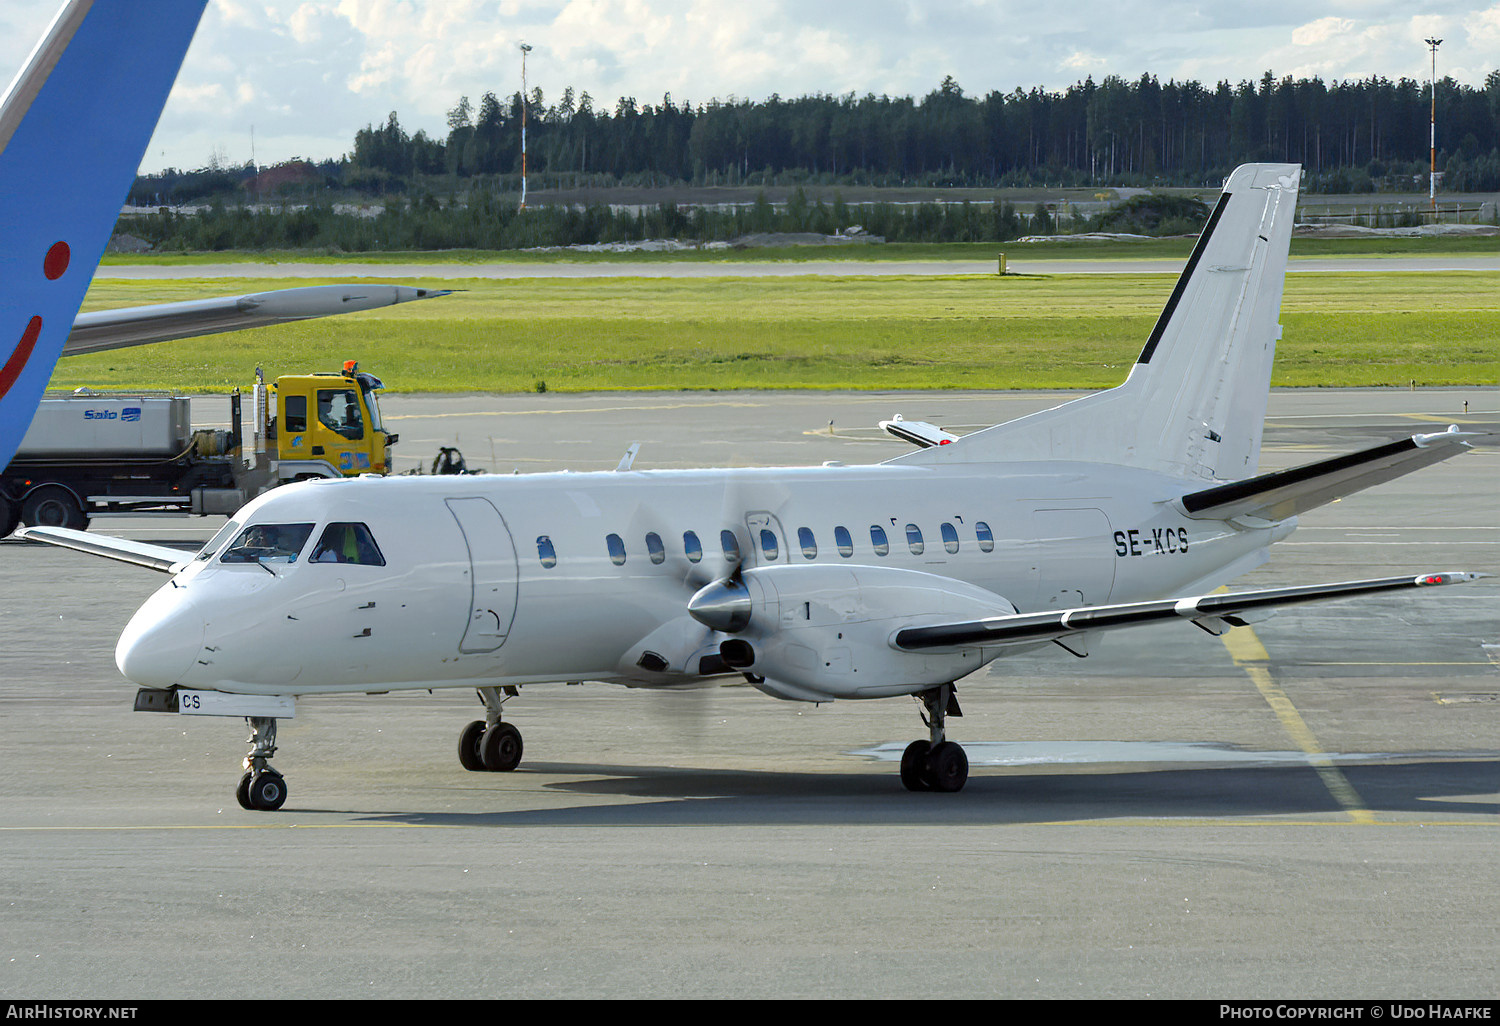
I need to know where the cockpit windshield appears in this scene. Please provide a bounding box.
[196,519,240,561]
[219,523,315,564]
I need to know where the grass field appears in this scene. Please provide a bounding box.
[58,268,1500,393]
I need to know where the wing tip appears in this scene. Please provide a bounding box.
[1415,571,1490,586]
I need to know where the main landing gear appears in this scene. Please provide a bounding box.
[236,716,287,811]
[900,684,969,793]
[458,686,524,773]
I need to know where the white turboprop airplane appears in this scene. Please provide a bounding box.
[20,162,1487,811]
[0,0,448,478]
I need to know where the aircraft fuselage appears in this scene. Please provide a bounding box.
[117,463,1283,701]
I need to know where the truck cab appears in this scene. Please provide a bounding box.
[271,363,395,477]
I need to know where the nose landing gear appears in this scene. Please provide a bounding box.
[235,716,287,811]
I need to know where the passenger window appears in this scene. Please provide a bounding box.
[906,524,924,555]
[646,532,665,565]
[720,529,740,563]
[760,528,779,561]
[941,522,960,554]
[684,531,703,563]
[835,526,853,557]
[197,519,240,561]
[607,533,626,566]
[310,522,386,566]
[870,525,889,556]
[976,521,995,552]
[284,395,307,434]
[316,388,363,440]
[221,522,315,564]
[536,535,557,569]
[798,527,817,560]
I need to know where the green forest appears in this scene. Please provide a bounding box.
[121,70,1500,252]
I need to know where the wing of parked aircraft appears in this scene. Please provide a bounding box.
[63,284,453,356]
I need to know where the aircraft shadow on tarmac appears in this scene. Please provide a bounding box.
[342,757,1499,828]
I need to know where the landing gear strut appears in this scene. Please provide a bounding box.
[459,686,524,772]
[900,684,968,793]
[236,716,287,810]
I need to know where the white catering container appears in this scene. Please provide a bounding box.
[17,395,192,458]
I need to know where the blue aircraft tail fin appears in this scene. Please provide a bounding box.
[0,0,208,471]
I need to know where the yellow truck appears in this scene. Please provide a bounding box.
[1,361,396,535]
[268,362,396,478]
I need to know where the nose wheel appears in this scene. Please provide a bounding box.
[235,717,288,810]
[458,686,524,772]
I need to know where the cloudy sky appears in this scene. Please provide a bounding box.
[3,0,1495,173]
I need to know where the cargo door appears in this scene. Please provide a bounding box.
[446,497,519,653]
[1030,507,1116,609]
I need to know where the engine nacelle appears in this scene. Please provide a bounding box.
[708,564,1017,700]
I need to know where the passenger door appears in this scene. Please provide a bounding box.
[446,497,519,653]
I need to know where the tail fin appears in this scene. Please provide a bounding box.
[0,0,208,471]
[893,163,1301,482]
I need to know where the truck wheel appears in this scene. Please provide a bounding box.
[0,497,19,538]
[21,486,88,531]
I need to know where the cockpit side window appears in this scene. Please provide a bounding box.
[220,522,315,564]
[196,519,241,561]
[310,522,386,566]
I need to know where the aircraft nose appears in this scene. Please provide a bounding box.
[115,588,204,687]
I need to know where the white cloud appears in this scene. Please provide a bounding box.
[1292,17,1354,47]
[1062,52,1108,72]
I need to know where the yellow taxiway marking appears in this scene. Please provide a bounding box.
[1221,624,1377,825]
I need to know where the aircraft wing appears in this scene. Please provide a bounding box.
[1177,426,1479,523]
[64,284,452,356]
[16,525,190,574]
[891,571,1487,652]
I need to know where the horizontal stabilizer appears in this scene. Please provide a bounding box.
[892,572,1487,652]
[17,525,189,574]
[881,415,960,449]
[1178,426,1477,523]
[64,284,452,356]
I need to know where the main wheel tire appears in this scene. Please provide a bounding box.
[457,720,487,771]
[900,739,932,792]
[235,771,254,810]
[247,770,287,811]
[20,485,87,531]
[480,722,523,772]
[926,741,969,793]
